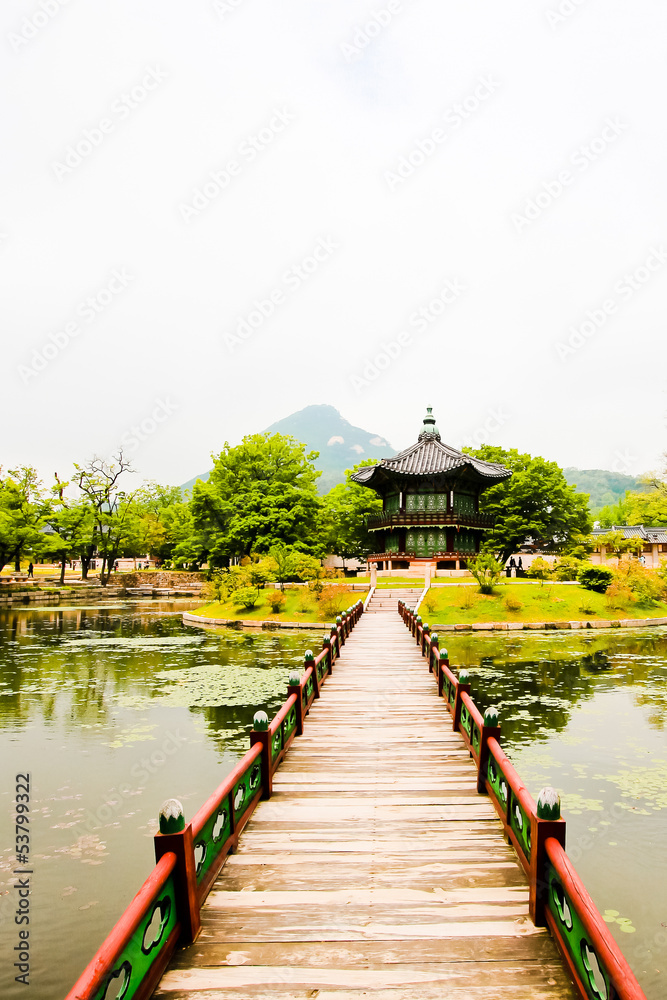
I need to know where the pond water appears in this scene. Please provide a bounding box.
[0,606,665,1000]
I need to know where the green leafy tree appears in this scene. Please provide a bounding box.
[468,552,503,594]
[321,460,383,566]
[191,433,323,564]
[73,451,138,585]
[44,481,95,584]
[0,467,50,572]
[527,557,552,585]
[463,446,592,564]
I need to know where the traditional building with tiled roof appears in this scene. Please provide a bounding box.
[591,524,667,568]
[352,407,511,574]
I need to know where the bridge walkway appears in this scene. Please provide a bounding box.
[156,588,576,999]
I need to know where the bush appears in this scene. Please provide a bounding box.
[578,565,614,593]
[295,590,315,614]
[318,585,347,618]
[421,590,438,615]
[504,594,522,612]
[459,587,478,610]
[612,558,663,607]
[232,586,261,609]
[527,558,552,585]
[468,552,503,594]
[578,595,596,615]
[552,557,582,582]
[266,590,286,613]
[605,580,635,611]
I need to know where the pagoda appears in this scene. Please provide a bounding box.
[352,407,511,572]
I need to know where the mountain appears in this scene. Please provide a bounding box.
[563,467,644,513]
[180,405,392,494]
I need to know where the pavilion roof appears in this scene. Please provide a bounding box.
[352,408,511,488]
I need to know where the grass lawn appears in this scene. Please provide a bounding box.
[419,582,667,625]
[192,586,367,623]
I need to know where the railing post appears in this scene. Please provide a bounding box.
[322,634,333,671]
[530,788,566,926]
[288,671,304,735]
[250,711,272,799]
[153,799,201,944]
[421,622,430,657]
[453,669,471,733]
[336,615,345,646]
[305,649,319,698]
[415,614,422,641]
[330,624,340,658]
[477,706,502,794]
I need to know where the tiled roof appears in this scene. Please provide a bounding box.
[591,524,667,543]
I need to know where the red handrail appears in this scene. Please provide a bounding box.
[191,742,262,838]
[545,837,647,1000]
[269,692,298,736]
[64,851,177,1000]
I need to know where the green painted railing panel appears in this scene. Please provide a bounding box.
[487,750,509,810]
[194,803,232,887]
[92,872,178,1000]
[472,722,481,755]
[232,758,262,823]
[460,703,473,740]
[546,863,612,1000]
[509,795,532,862]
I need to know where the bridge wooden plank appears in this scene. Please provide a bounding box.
[155,590,576,999]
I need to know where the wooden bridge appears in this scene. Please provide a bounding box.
[65,590,647,1000]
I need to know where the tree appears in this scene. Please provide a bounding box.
[321,460,383,566]
[467,552,503,594]
[45,480,95,584]
[463,446,592,565]
[190,433,323,564]
[527,557,552,585]
[73,451,138,585]
[0,467,49,573]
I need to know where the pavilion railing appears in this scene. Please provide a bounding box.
[64,601,364,1000]
[399,600,647,1000]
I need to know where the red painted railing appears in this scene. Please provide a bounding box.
[64,600,364,1000]
[399,599,647,1000]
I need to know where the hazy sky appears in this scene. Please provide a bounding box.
[3,0,666,489]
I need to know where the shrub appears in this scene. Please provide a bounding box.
[266,590,286,613]
[295,590,315,614]
[578,565,614,593]
[504,594,522,612]
[552,556,582,581]
[468,552,503,594]
[612,558,663,606]
[421,590,438,615]
[232,586,261,609]
[605,580,635,611]
[318,585,346,618]
[578,595,596,615]
[459,587,478,610]
[527,557,552,585]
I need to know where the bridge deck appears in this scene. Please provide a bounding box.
[156,591,576,999]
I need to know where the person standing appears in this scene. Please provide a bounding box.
[27,562,34,578]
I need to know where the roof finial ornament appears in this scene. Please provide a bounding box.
[418,406,441,441]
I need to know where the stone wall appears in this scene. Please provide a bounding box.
[109,571,205,588]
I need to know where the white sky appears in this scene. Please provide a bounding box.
[2,0,666,489]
